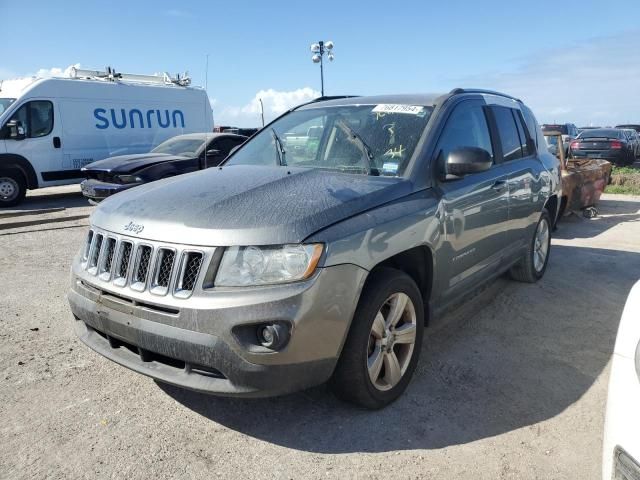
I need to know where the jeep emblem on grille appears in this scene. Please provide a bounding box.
[124,221,144,234]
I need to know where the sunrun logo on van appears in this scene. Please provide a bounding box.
[94,108,185,129]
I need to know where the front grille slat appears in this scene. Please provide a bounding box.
[82,230,94,262]
[131,245,153,291]
[98,238,117,279]
[175,252,203,297]
[117,242,133,280]
[88,234,104,273]
[149,248,176,296]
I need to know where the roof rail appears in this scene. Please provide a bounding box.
[284,95,360,114]
[449,88,521,102]
[70,66,191,86]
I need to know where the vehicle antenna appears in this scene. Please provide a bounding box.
[203,53,210,166]
[259,98,265,127]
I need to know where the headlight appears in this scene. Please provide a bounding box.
[215,244,323,287]
[115,174,143,184]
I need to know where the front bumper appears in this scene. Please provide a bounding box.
[80,178,140,201]
[69,262,368,397]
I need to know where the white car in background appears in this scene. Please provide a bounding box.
[603,280,640,479]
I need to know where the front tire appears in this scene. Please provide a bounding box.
[0,169,26,208]
[510,209,551,283]
[331,268,424,409]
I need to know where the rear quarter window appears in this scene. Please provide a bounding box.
[492,106,524,161]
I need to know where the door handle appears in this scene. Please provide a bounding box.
[491,179,507,191]
[53,137,61,148]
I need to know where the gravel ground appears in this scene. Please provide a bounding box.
[1,186,639,480]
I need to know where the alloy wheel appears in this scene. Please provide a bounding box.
[533,218,550,273]
[366,292,417,391]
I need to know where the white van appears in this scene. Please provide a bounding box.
[0,68,213,206]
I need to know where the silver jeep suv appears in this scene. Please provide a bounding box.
[69,90,561,408]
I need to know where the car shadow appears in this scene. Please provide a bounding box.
[159,242,639,454]
[555,197,640,240]
[6,187,89,213]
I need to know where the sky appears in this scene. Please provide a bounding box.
[2,0,640,127]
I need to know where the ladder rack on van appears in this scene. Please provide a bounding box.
[70,66,191,87]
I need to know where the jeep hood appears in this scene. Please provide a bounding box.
[91,165,412,245]
[83,153,189,173]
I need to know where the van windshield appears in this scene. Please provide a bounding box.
[151,137,207,157]
[225,104,433,177]
[0,98,16,116]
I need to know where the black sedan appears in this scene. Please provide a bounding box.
[568,128,635,166]
[80,133,247,202]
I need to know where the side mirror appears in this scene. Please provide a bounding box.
[443,147,492,179]
[206,149,221,157]
[7,120,26,140]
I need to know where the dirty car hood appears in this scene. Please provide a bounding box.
[83,153,189,173]
[91,165,412,245]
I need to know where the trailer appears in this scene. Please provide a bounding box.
[545,130,612,218]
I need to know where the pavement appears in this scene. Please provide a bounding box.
[1,185,639,479]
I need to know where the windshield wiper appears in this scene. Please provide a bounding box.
[271,128,287,166]
[335,119,377,175]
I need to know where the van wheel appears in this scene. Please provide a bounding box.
[331,268,424,409]
[509,209,551,283]
[0,169,26,208]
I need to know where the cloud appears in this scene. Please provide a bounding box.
[216,87,320,127]
[0,67,18,79]
[456,30,640,127]
[1,63,80,82]
[0,64,81,95]
[164,9,193,18]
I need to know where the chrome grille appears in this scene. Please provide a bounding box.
[81,228,210,298]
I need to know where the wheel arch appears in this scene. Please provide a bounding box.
[544,194,559,227]
[0,154,39,189]
[368,245,434,325]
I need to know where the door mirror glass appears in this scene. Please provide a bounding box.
[444,147,492,179]
[7,120,26,140]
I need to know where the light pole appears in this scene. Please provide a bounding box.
[311,40,334,97]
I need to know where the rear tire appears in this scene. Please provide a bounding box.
[331,268,424,409]
[0,169,26,208]
[509,209,551,283]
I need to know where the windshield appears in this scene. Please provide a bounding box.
[0,98,16,116]
[225,104,433,176]
[577,129,623,139]
[151,137,207,157]
[545,136,558,146]
[542,124,568,135]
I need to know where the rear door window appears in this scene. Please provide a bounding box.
[513,110,534,156]
[492,106,524,161]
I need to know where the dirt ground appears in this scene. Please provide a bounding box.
[1,186,639,480]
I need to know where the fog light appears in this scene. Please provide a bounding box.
[257,324,286,349]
